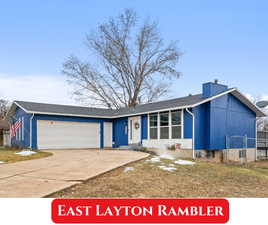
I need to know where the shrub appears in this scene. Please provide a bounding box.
[167,144,176,151]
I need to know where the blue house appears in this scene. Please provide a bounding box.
[6,81,265,162]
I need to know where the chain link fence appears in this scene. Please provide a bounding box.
[226,135,256,149]
[257,131,268,160]
[224,135,256,163]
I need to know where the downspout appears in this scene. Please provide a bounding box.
[255,118,258,161]
[186,108,195,159]
[30,113,34,149]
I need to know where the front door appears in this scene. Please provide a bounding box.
[128,116,141,144]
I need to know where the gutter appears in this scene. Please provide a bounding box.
[186,108,195,159]
[11,89,238,119]
[30,113,34,149]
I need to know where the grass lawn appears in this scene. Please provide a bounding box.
[0,148,52,163]
[49,156,268,198]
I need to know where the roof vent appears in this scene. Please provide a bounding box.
[214,79,219,84]
[188,93,192,96]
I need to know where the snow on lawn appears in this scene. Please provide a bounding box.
[145,152,196,172]
[0,161,5,164]
[124,167,134,172]
[147,157,161,163]
[159,153,175,160]
[15,150,37,156]
[174,159,196,165]
[158,165,177,172]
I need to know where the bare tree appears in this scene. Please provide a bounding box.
[63,9,181,109]
[0,99,9,119]
[248,95,268,131]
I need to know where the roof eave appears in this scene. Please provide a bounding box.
[190,88,265,117]
[230,90,266,117]
[8,88,265,118]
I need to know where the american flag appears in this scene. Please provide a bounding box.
[11,120,21,137]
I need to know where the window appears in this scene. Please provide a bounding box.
[239,150,247,158]
[171,110,182,139]
[206,151,215,159]
[130,120,133,140]
[149,113,158,139]
[149,110,183,140]
[160,112,169,139]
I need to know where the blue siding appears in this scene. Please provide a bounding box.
[183,109,193,138]
[32,114,112,149]
[195,93,256,150]
[193,103,210,149]
[202,82,228,98]
[9,82,257,152]
[11,107,32,148]
[112,117,128,147]
[226,95,256,148]
[141,114,148,141]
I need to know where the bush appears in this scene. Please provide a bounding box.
[167,144,176,151]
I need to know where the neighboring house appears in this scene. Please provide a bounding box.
[5,81,265,162]
[0,120,10,147]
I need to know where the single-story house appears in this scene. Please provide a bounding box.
[0,119,10,147]
[5,81,265,162]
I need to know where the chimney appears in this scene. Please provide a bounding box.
[202,80,228,98]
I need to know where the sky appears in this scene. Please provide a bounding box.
[0,0,268,105]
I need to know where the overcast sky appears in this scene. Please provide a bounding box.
[0,0,267,105]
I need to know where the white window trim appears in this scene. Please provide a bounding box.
[148,113,158,140]
[148,109,184,140]
[159,111,169,139]
[169,111,172,139]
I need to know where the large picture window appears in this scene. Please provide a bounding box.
[149,110,183,139]
[171,110,182,138]
[149,113,158,139]
[160,112,169,139]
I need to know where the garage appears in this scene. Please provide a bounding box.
[37,120,100,149]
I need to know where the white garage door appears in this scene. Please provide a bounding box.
[37,120,100,149]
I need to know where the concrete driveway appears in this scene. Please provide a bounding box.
[0,150,149,197]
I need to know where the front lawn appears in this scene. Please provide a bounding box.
[0,148,52,163]
[49,156,268,198]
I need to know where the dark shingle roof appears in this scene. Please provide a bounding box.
[15,101,115,117]
[115,94,203,116]
[14,94,204,118]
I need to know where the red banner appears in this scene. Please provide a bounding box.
[51,198,229,224]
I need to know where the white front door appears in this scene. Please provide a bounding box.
[104,122,113,147]
[128,116,141,144]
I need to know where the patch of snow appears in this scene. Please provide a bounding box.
[15,150,37,156]
[159,153,175,160]
[168,164,175,167]
[158,165,177,172]
[174,159,196,165]
[158,165,166,169]
[149,157,161,162]
[0,161,5,164]
[124,167,134,172]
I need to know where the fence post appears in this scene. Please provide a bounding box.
[245,135,247,149]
